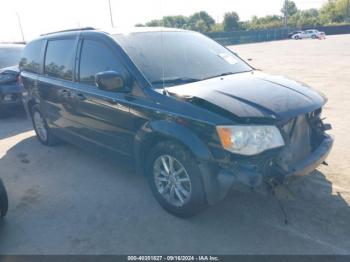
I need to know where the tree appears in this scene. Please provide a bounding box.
[246,15,283,30]
[145,19,163,27]
[223,12,240,31]
[319,0,348,24]
[163,15,188,28]
[188,11,215,32]
[281,0,298,18]
[288,9,321,28]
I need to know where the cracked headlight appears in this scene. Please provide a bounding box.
[216,125,285,156]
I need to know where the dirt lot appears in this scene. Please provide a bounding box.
[0,34,349,255]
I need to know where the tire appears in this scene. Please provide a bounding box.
[311,35,316,39]
[0,178,8,218]
[30,104,59,146]
[146,141,207,217]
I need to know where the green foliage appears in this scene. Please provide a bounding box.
[188,11,216,32]
[246,15,284,30]
[141,11,215,32]
[211,23,224,32]
[138,0,350,33]
[281,0,299,17]
[223,12,240,31]
[163,15,188,28]
[319,0,349,24]
[288,9,322,28]
[145,19,163,27]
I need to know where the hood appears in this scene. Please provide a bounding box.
[167,71,326,123]
[0,65,19,74]
[0,65,21,94]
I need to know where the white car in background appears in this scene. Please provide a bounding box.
[292,29,326,40]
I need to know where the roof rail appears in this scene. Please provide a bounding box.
[40,27,96,36]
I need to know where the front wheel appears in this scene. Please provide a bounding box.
[146,141,207,217]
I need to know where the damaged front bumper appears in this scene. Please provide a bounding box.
[201,104,334,205]
[283,134,333,178]
[201,134,333,205]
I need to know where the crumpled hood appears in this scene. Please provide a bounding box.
[167,71,326,122]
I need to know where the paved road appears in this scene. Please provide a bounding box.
[0,35,349,254]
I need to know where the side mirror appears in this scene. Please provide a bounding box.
[95,71,130,92]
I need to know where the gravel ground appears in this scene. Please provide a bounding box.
[0,34,349,255]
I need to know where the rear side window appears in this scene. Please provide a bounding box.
[79,39,125,85]
[20,40,44,73]
[44,39,76,81]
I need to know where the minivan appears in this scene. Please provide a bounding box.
[21,27,333,217]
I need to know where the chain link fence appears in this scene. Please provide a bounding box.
[206,28,291,46]
[206,25,350,46]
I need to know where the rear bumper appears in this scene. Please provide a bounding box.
[0,92,22,107]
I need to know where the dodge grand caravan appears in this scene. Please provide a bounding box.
[21,27,333,217]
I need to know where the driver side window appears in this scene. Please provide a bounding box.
[79,39,126,86]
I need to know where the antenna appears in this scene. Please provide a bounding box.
[160,0,167,94]
[108,0,114,28]
[16,12,25,43]
[284,0,288,28]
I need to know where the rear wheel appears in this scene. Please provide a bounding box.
[30,105,59,146]
[146,141,207,217]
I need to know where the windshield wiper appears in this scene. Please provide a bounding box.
[151,77,200,87]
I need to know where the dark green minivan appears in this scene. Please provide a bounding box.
[21,27,333,217]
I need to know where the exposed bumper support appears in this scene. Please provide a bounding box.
[200,134,333,205]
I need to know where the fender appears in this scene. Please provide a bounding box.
[134,119,237,205]
[134,119,214,175]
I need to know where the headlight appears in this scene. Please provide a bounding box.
[216,125,285,156]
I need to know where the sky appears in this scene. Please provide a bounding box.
[0,0,328,42]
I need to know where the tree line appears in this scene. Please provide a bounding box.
[135,0,350,32]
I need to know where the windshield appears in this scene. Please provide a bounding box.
[0,45,23,69]
[113,31,252,88]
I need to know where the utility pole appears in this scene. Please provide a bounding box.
[108,0,114,28]
[16,12,25,43]
[284,0,288,28]
[346,0,350,22]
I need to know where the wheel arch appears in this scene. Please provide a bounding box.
[134,120,213,176]
[27,98,37,112]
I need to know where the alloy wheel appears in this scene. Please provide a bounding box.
[33,111,48,142]
[153,155,192,207]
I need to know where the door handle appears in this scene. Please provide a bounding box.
[75,93,86,101]
[60,89,71,98]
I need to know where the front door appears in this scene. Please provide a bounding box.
[68,37,135,156]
